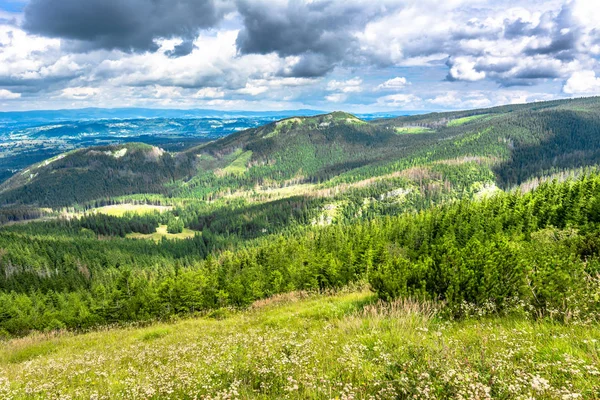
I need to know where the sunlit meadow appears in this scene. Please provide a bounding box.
[0,290,599,399]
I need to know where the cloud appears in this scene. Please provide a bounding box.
[237,83,269,96]
[563,70,600,94]
[429,91,491,108]
[60,87,99,99]
[376,93,421,107]
[447,57,486,81]
[0,88,20,99]
[428,89,556,110]
[165,39,196,58]
[0,0,598,111]
[326,78,362,93]
[376,77,408,90]
[23,0,232,54]
[195,87,225,99]
[235,0,406,77]
[325,93,347,103]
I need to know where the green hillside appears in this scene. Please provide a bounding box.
[0,143,196,208]
[1,290,599,399]
[1,172,599,336]
[1,98,600,398]
[4,97,600,210]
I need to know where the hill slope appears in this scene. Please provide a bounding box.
[1,290,599,399]
[3,97,600,209]
[0,143,196,207]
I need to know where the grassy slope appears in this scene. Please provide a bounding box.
[1,291,599,399]
[90,204,173,217]
[126,224,197,241]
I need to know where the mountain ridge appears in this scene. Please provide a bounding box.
[3,97,600,208]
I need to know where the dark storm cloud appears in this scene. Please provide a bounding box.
[23,0,232,54]
[503,6,581,62]
[235,1,402,77]
[165,39,196,58]
[523,7,580,61]
[282,53,335,77]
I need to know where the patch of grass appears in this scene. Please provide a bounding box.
[90,204,172,217]
[138,328,170,342]
[266,118,304,137]
[2,341,57,364]
[1,291,599,399]
[223,150,253,175]
[126,224,198,242]
[447,114,489,126]
[394,126,433,134]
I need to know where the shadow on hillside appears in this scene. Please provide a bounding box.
[493,110,600,188]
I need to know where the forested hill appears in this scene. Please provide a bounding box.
[2,97,600,208]
[0,143,197,207]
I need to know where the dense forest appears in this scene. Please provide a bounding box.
[1,97,600,337]
[1,174,599,335]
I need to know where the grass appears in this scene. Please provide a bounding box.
[89,204,172,217]
[1,290,599,399]
[394,126,433,134]
[447,114,489,126]
[267,118,304,137]
[223,150,253,175]
[126,224,198,242]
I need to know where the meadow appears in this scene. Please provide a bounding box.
[126,224,198,241]
[0,290,598,399]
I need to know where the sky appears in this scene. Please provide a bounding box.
[0,0,599,112]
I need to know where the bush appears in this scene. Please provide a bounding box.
[167,218,184,234]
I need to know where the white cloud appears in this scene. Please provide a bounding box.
[376,94,421,107]
[60,87,99,99]
[326,78,363,93]
[448,58,486,81]
[563,70,600,94]
[376,77,408,90]
[325,93,348,103]
[0,89,20,99]
[237,83,269,96]
[430,91,491,108]
[195,87,225,99]
[428,89,557,110]
[0,0,597,111]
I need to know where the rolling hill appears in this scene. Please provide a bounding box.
[3,97,600,210]
[1,99,600,400]
[0,143,198,207]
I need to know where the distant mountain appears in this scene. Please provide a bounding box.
[0,112,334,187]
[0,143,197,207]
[0,108,326,129]
[2,97,600,207]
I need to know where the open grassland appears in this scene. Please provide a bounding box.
[223,150,253,175]
[394,126,433,134]
[89,204,173,217]
[1,290,599,399]
[447,114,489,126]
[126,224,198,241]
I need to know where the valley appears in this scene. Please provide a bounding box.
[1,98,600,399]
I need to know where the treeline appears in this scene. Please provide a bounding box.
[0,207,50,224]
[1,174,599,336]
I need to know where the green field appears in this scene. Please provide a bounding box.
[90,204,172,217]
[223,150,253,175]
[394,126,433,134]
[447,114,489,126]
[0,290,598,399]
[126,224,198,241]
